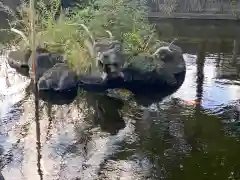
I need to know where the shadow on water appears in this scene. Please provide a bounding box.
[34,84,43,180]
[195,40,206,104]
[1,20,240,179]
[45,102,53,142]
[89,94,126,135]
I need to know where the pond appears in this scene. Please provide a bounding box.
[0,20,240,180]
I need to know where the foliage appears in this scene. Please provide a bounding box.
[6,0,162,73]
[82,0,160,55]
[7,0,94,73]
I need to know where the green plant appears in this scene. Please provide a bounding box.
[85,0,159,55]
[7,0,166,73]
[7,0,94,73]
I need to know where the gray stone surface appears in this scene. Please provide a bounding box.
[38,63,78,91]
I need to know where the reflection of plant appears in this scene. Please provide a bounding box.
[231,0,240,18]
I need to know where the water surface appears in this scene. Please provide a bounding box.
[0,29,240,180]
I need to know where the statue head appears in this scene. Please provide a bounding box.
[81,24,124,80]
[94,39,124,80]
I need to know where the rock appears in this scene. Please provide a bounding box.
[38,63,78,92]
[77,46,186,97]
[8,50,29,67]
[7,47,65,79]
[28,51,65,80]
[7,44,186,107]
[120,46,186,94]
[7,50,30,76]
[7,48,50,77]
[78,74,125,92]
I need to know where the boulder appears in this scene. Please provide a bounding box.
[78,74,126,93]
[38,63,78,92]
[7,50,30,76]
[7,44,186,107]
[7,48,64,78]
[132,70,186,107]
[28,51,65,80]
[77,46,186,98]
[120,46,186,94]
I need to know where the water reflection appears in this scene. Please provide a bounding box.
[45,103,53,142]
[38,88,78,105]
[88,94,126,135]
[215,40,240,80]
[196,40,206,105]
[0,145,5,180]
[0,36,240,179]
[34,84,43,180]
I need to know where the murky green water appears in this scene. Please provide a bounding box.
[0,20,240,180]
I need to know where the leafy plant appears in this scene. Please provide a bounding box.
[85,0,159,55]
[6,0,165,73]
[6,0,94,73]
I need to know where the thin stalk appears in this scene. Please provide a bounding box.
[30,0,36,83]
[30,0,43,179]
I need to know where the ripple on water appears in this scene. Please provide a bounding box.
[0,50,30,148]
[174,54,240,110]
[0,48,239,180]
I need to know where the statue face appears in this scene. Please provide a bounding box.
[94,40,124,80]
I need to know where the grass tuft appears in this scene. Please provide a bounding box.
[4,0,166,73]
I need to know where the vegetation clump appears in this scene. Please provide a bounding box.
[3,0,162,73]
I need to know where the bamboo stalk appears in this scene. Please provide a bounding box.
[30,1,43,179]
[30,0,36,83]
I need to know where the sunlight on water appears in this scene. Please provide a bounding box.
[0,56,30,131]
[173,53,240,110]
[0,49,30,121]
[0,47,239,180]
[0,49,31,175]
